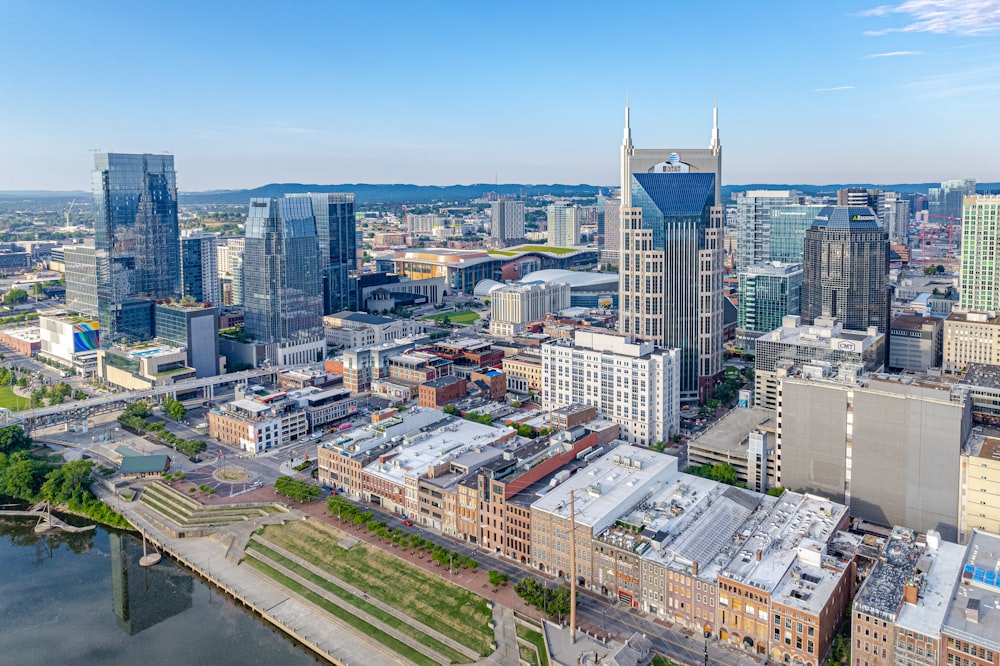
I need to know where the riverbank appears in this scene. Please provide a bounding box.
[0,519,319,666]
[94,483,433,666]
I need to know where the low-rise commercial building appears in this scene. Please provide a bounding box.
[208,393,309,454]
[291,387,357,432]
[316,408,516,536]
[753,315,885,410]
[502,352,542,394]
[38,314,100,375]
[0,326,41,356]
[943,310,1000,373]
[530,445,678,584]
[418,375,467,408]
[429,338,504,377]
[715,492,853,664]
[96,343,195,391]
[339,335,426,392]
[323,311,425,349]
[686,406,777,492]
[888,314,942,372]
[852,527,964,666]
[941,530,1000,666]
[479,421,619,563]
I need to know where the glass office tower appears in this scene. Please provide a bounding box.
[737,262,803,353]
[769,205,825,264]
[287,193,355,315]
[243,197,324,364]
[179,229,220,305]
[801,206,889,334]
[92,153,180,344]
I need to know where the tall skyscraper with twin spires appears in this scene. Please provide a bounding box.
[618,104,725,402]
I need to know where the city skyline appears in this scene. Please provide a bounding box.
[2,0,999,191]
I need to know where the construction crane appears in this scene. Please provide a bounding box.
[925,212,961,257]
[63,199,76,227]
[915,211,961,267]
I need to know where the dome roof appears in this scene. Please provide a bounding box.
[519,269,618,290]
[473,279,506,297]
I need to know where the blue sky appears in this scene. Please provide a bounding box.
[1,0,998,190]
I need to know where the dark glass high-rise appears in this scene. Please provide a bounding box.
[92,153,180,344]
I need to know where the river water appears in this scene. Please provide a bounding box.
[0,513,321,665]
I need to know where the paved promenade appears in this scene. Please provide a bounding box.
[95,486,414,666]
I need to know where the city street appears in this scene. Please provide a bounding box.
[340,494,758,666]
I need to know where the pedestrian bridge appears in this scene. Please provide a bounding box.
[1,367,278,432]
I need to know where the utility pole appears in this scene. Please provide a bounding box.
[569,489,577,642]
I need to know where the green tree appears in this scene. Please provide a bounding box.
[3,288,28,305]
[30,388,46,408]
[163,397,187,420]
[0,425,32,455]
[709,463,739,486]
[2,453,49,499]
[443,404,459,416]
[515,423,535,438]
[488,570,510,588]
[766,486,786,497]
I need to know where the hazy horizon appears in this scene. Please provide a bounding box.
[2,1,999,190]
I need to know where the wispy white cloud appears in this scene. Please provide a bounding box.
[863,0,1000,36]
[815,86,857,92]
[864,50,924,58]
[903,61,1000,97]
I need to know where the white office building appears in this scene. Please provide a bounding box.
[488,281,571,337]
[541,331,680,446]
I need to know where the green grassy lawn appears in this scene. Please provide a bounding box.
[0,385,28,411]
[246,541,468,663]
[516,624,548,666]
[259,520,494,655]
[652,655,681,666]
[508,245,576,255]
[244,557,439,666]
[423,310,480,325]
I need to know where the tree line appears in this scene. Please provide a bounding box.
[0,425,129,528]
[117,400,205,459]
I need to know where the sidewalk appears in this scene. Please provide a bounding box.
[95,486,411,666]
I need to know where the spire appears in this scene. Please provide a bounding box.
[621,94,633,208]
[623,92,633,149]
[710,94,721,155]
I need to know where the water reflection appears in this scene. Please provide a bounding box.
[109,531,193,635]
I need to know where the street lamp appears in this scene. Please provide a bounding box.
[703,624,711,666]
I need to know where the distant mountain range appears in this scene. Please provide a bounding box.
[176,183,606,205]
[3,182,998,205]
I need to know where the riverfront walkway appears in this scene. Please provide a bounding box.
[94,486,414,666]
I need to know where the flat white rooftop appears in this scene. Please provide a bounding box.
[896,540,965,638]
[719,492,848,596]
[531,445,678,532]
[363,414,514,486]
